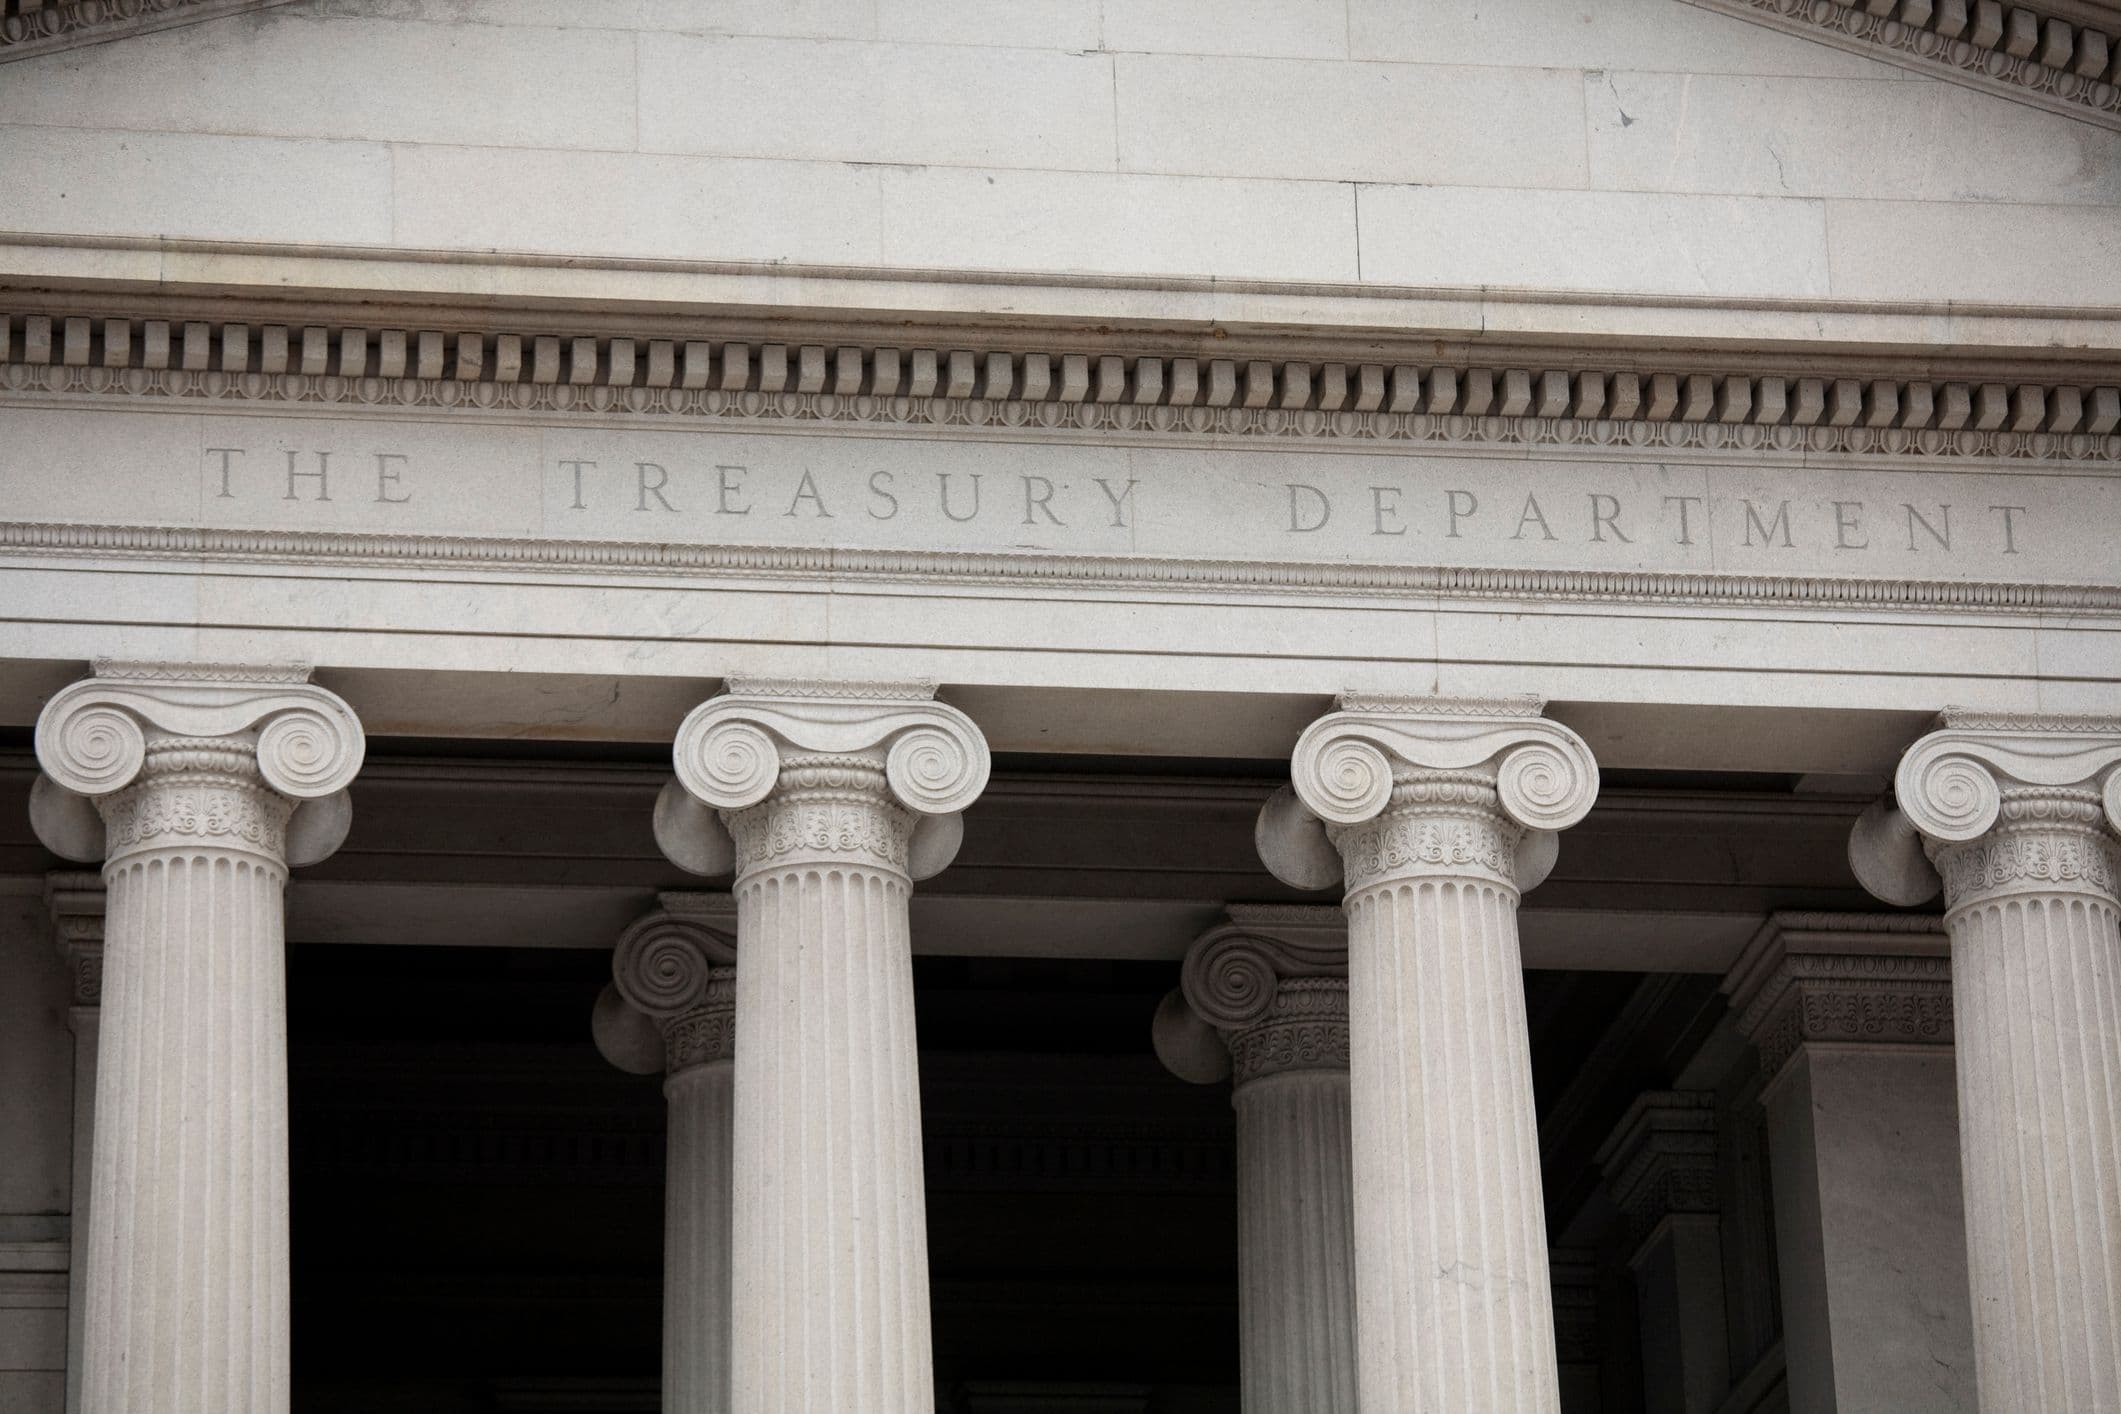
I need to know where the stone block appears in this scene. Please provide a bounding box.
[1357,185,1829,298]
[879,166,1358,281]
[639,34,1116,170]
[1116,53,1586,186]
[0,126,391,244]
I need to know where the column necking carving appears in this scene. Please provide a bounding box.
[660,679,988,1414]
[595,894,739,1414]
[29,661,363,1414]
[1157,905,1355,1414]
[1850,712,2121,1411]
[1257,694,1598,1414]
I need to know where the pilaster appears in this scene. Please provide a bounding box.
[1722,912,1973,1414]
[658,679,988,1414]
[1154,904,1354,1414]
[1850,711,2121,1410]
[1595,1092,1728,1414]
[592,894,739,1414]
[29,660,364,1414]
[1256,693,1599,1414]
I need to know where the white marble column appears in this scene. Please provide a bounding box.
[655,679,989,1414]
[592,894,740,1414]
[1850,712,2121,1410]
[1255,693,1599,1414]
[27,661,365,1414]
[43,872,103,1414]
[1722,912,1973,1413]
[1594,1091,1729,1414]
[1153,905,1355,1414]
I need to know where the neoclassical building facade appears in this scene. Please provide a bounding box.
[1,2,2118,1411]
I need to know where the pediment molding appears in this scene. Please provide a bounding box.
[1682,0,2121,130]
[0,0,295,65]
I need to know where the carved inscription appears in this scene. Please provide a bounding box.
[0,409,2106,584]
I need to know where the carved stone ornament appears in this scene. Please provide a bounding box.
[44,869,105,1008]
[657,678,990,883]
[0,0,296,64]
[29,660,365,869]
[1156,905,1350,1088]
[594,894,738,1077]
[1256,693,1598,895]
[1849,710,2121,910]
[1593,1091,1719,1249]
[1722,912,1953,1083]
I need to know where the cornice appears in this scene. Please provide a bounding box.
[1594,1091,1720,1248]
[0,311,2115,467]
[0,0,294,64]
[1681,0,2121,130]
[1722,911,1953,1081]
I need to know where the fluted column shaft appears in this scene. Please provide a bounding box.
[1934,789,2121,1410]
[665,1051,735,1414]
[1340,787,1554,1412]
[1851,716,2121,1410]
[29,663,363,1414]
[1234,1066,1356,1413]
[728,753,931,1411]
[1257,696,1598,1414]
[658,680,990,1414]
[596,897,741,1414]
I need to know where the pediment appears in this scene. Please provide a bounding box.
[0,0,293,65]
[1682,0,2121,129]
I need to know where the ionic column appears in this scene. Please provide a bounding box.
[654,679,989,1414]
[1850,712,2121,1410]
[1594,1092,1729,1414]
[26,661,365,1414]
[1722,912,1972,1414]
[1153,905,1356,1414]
[1255,693,1599,1413]
[592,894,739,1414]
[44,871,104,1414]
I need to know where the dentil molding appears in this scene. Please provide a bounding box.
[1682,0,2121,130]
[0,0,293,63]
[1,310,2115,465]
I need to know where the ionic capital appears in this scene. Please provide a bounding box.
[30,661,365,868]
[1155,905,1348,1088]
[1849,710,2121,910]
[656,678,991,882]
[1256,693,1598,895]
[1593,1091,1718,1250]
[1722,912,1953,1087]
[593,893,738,1077]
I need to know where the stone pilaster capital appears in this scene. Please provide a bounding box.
[43,869,104,1009]
[1256,693,1598,894]
[29,660,365,868]
[1155,905,1349,1088]
[1850,709,2121,909]
[1593,1091,1719,1249]
[1722,911,1953,1086]
[593,893,738,1077]
[656,678,991,882]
